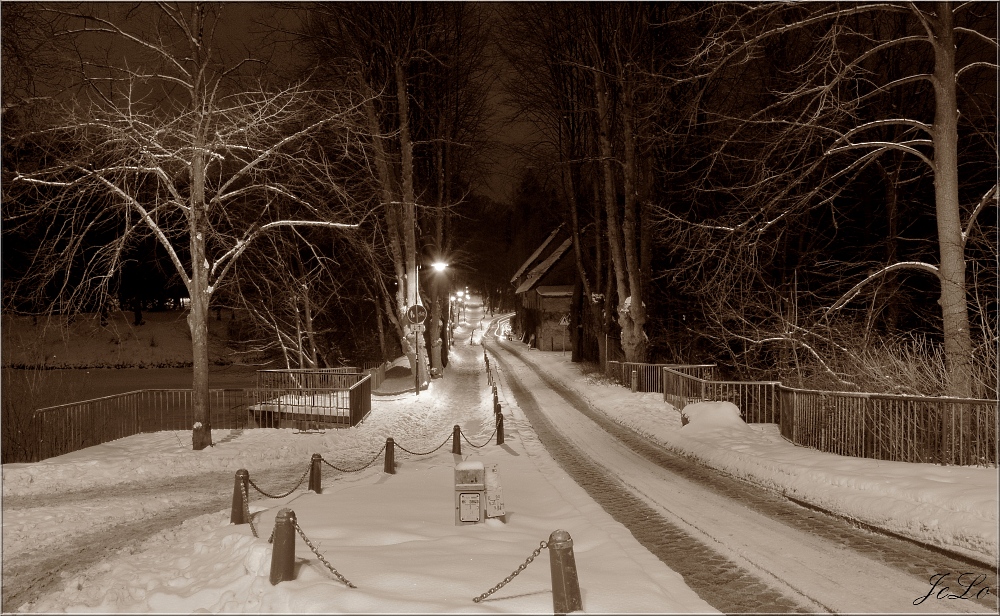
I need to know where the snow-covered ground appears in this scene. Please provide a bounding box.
[2,304,997,613]
[503,341,998,567]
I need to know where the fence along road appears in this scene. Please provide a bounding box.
[485,334,996,614]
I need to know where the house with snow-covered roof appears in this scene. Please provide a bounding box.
[510,225,575,351]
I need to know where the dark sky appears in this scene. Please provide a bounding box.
[216,2,532,205]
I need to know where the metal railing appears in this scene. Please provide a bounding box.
[249,387,352,428]
[349,374,372,426]
[606,361,717,393]
[30,389,253,462]
[661,367,780,423]
[256,367,364,390]
[662,367,998,466]
[27,377,375,462]
[779,387,997,466]
[361,361,388,390]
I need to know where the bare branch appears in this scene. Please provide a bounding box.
[828,261,941,314]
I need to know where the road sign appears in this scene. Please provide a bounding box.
[559,314,570,327]
[406,304,428,324]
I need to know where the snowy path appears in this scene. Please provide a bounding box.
[486,331,995,614]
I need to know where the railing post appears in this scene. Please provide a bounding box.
[231,469,249,525]
[384,438,395,474]
[309,453,322,494]
[548,529,582,615]
[496,413,504,446]
[269,508,297,585]
[452,424,462,454]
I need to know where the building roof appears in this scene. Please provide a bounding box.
[515,237,573,295]
[509,225,564,284]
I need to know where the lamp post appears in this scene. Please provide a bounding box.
[414,264,421,396]
[430,262,448,376]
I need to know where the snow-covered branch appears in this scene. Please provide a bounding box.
[828,261,940,314]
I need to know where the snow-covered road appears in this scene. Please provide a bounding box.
[486,325,995,614]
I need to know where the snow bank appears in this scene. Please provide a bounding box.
[679,401,750,433]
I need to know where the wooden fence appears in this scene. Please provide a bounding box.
[661,367,997,466]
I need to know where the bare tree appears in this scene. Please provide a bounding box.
[4,3,368,449]
[297,2,492,382]
[660,1,996,397]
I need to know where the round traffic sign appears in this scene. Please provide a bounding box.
[406,304,428,324]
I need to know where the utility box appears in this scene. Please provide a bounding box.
[455,461,485,525]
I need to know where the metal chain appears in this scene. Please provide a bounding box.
[321,445,387,473]
[394,432,453,456]
[473,540,548,603]
[240,480,258,538]
[293,520,357,588]
[461,426,498,449]
[248,465,311,499]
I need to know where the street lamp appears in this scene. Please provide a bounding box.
[429,262,448,377]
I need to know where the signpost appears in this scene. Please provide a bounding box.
[559,314,570,356]
[407,305,427,394]
[484,463,506,521]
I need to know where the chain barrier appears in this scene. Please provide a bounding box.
[394,432,453,456]
[293,520,357,588]
[461,426,498,449]
[248,465,311,499]
[321,445,387,473]
[240,480,259,538]
[473,540,548,603]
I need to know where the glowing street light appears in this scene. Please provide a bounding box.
[432,261,448,272]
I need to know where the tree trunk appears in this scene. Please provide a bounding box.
[396,60,426,387]
[361,79,412,368]
[428,139,445,374]
[932,2,972,398]
[594,67,646,364]
[189,144,212,451]
[619,80,648,362]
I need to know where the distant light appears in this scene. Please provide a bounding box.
[432,262,448,272]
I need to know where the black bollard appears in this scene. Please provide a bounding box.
[548,530,583,614]
[269,508,297,585]
[309,453,322,494]
[494,401,501,416]
[384,438,395,474]
[631,370,638,393]
[452,424,462,455]
[496,413,504,445]
[231,469,249,525]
